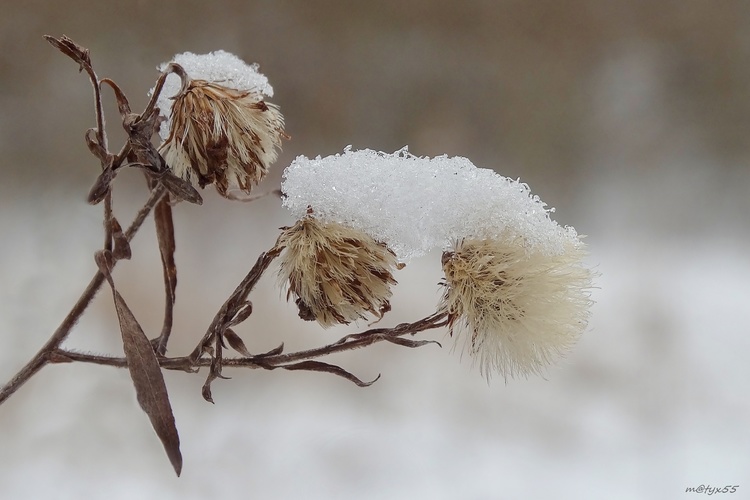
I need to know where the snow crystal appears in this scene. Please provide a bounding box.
[281,148,581,262]
[150,50,274,139]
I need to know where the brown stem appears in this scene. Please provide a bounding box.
[103,192,114,251]
[0,185,167,406]
[141,63,190,121]
[83,59,107,157]
[189,246,284,360]
[259,312,448,365]
[51,312,448,373]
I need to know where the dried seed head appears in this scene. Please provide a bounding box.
[158,80,285,197]
[278,217,399,327]
[439,236,593,379]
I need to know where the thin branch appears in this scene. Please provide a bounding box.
[256,312,449,366]
[50,311,448,375]
[189,246,284,361]
[103,192,114,251]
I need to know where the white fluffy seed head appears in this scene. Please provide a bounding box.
[440,236,593,380]
[158,80,285,197]
[278,216,399,327]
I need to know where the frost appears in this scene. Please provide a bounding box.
[281,148,581,262]
[150,50,274,140]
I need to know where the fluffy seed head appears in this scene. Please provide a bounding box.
[158,80,285,197]
[440,236,593,379]
[278,216,399,327]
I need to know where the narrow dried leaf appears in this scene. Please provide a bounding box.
[94,249,115,275]
[95,251,182,476]
[159,172,203,205]
[201,375,216,404]
[201,339,230,403]
[110,216,131,260]
[384,337,442,349]
[88,166,116,205]
[113,289,182,476]
[100,77,132,116]
[44,35,91,69]
[154,194,177,352]
[282,361,380,387]
[84,128,108,161]
[259,343,284,357]
[228,301,253,326]
[224,329,252,357]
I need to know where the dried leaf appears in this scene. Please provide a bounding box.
[95,251,182,476]
[44,35,91,69]
[110,216,131,260]
[94,249,115,275]
[100,77,132,116]
[87,166,116,205]
[384,337,442,349]
[282,361,380,387]
[201,339,230,404]
[84,128,108,162]
[159,172,203,205]
[259,343,284,357]
[228,301,253,326]
[201,374,216,404]
[113,289,182,476]
[154,193,177,353]
[224,329,252,357]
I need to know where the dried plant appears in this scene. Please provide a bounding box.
[278,214,399,326]
[0,36,595,477]
[440,236,593,379]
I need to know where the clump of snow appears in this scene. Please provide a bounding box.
[281,147,580,262]
[150,50,274,140]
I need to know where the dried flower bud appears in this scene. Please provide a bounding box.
[158,80,285,197]
[278,217,399,327]
[439,236,593,379]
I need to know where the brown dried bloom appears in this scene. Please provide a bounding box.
[278,216,399,327]
[440,236,593,379]
[158,80,285,197]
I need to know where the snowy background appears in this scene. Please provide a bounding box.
[1,2,749,499]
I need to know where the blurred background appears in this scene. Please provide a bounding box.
[1,1,749,498]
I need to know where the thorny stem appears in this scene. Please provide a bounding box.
[0,185,166,406]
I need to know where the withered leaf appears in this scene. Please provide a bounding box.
[100,78,132,116]
[224,328,252,357]
[154,193,177,353]
[201,374,216,404]
[84,128,108,162]
[94,251,182,476]
[159,172,203,205]
[259,343,284,357]
[228,301,253,327]
[87,166,116,205]
[282,361,380,387]
[113,289,182,476]
[384,337,442,349]
[110,216,131,260]
[44,35,92,69]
